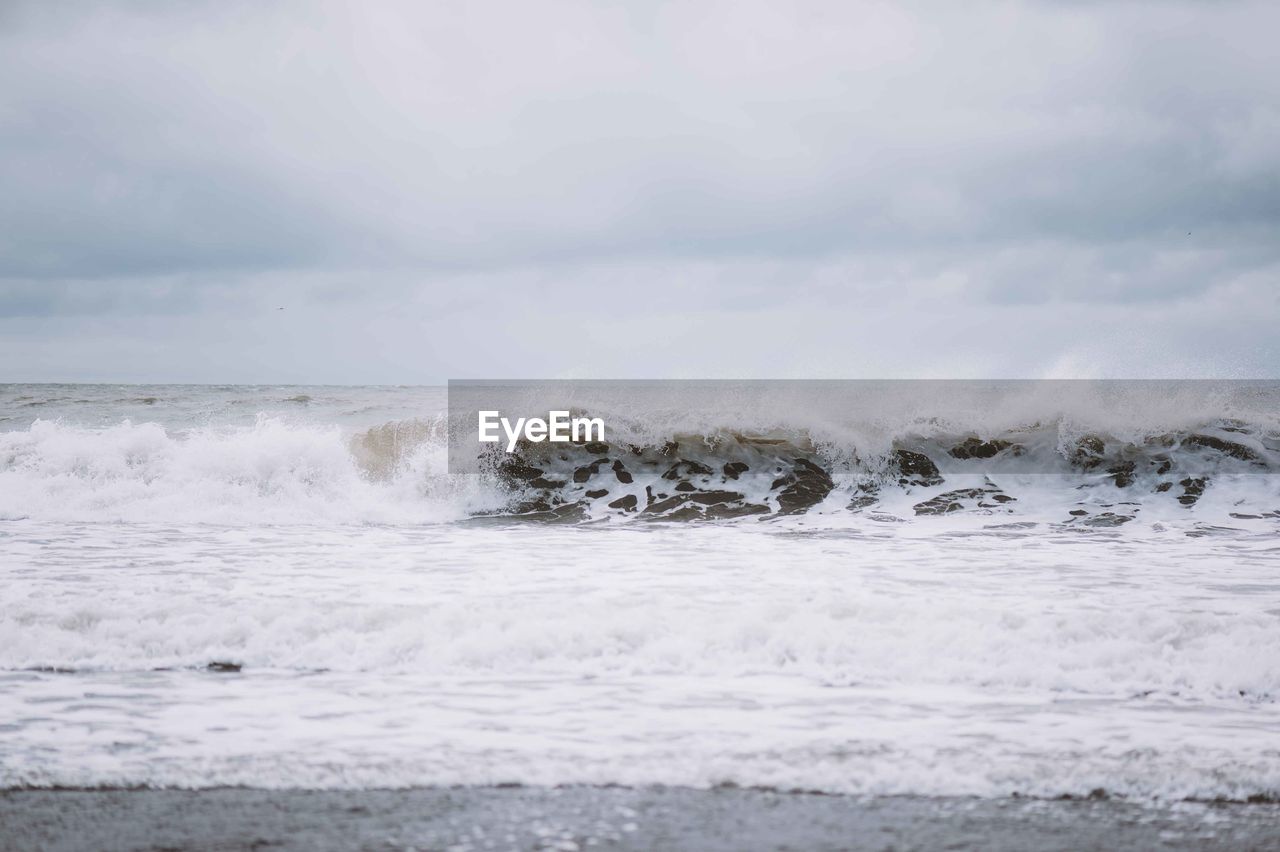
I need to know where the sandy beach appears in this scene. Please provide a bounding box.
[5,786,1280,852]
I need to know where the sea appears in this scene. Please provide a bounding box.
[1,382,1278,803]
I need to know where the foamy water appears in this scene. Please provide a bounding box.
[1,384,1278,800]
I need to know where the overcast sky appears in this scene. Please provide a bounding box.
[1,0,1277,382]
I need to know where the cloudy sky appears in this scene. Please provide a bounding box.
[1,0,1277,382]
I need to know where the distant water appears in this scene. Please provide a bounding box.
[1,384,1278,800]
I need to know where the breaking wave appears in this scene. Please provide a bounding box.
[1,405,1278,526]
[0,416,477,525]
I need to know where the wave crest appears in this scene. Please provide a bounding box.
[2,412,1278,525]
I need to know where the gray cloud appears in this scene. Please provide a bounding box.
[1,0,1277,380]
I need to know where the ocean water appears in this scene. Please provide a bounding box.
[1,384,1278,800]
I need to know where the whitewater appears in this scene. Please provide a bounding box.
[1,383,1278,801]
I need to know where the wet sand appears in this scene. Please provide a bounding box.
[3,786,1278,851]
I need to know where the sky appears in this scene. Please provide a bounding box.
[1,0,1278,383]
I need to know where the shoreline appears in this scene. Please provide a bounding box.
[4,786,1279,851]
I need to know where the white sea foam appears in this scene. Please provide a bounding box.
[0,416,486,524]
[2,522,1279,799]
